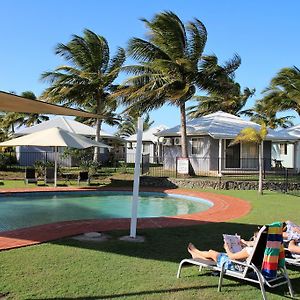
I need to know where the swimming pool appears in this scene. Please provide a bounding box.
[0,191,213,232]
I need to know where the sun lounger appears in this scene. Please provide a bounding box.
[285,251,300,267]
[24,168,37,184]
[177,224,294,300]
[284,241,300,267]
[78,171,90,185]
[283,221,300,267]
[45,167,55,184]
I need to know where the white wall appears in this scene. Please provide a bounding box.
[271,143,295,168]
[295,142,300,172]
[126,141,157,163]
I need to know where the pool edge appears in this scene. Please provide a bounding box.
[0,187,251,251]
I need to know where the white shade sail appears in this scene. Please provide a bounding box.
[15,116,127,143]
[0,127,111,149]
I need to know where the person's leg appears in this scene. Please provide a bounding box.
[288,240,300,254]
[188,243,220,261]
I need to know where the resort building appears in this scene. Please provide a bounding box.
[126,125,168,164]
[155,111,297,175]
[272,124,300,172]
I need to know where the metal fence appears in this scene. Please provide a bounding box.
[1,151,299,194]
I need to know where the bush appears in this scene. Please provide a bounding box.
[5,152,18,165]
[33,160,55,178]
[80,160,101,176]
[0,153,9,170]
[118,161,128,174]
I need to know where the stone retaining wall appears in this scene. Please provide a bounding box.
[140,176,300,191]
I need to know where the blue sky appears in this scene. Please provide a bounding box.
[0,0,299,132]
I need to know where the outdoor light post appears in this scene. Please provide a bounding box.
[130,117,143,238]
[54,146,58,187]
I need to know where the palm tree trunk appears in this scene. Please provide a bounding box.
[258,142,263,195]
[93,118,102,162]
[180,102,188,158]
[93,95,102,163]
[180,102,194,175]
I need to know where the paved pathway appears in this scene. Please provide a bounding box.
[0,187,251,251]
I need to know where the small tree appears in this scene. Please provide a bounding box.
[230,124,267,195]
[115,113,154,138]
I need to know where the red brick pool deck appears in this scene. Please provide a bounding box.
[0,186,251,251]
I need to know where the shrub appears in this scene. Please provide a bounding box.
[0,153,9,170]
[34,160,55,178]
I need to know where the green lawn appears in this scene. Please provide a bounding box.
[0,189,300,299]
[0,179,107,189]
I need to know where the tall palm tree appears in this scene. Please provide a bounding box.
[116,113,154,138]
[187,82,254,118]
[114,11,241,167]
[241,99,294,129]
[41,29,126,161]
[261,66,300,115]
[231,124,268,195]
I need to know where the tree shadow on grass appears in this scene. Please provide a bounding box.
[2,221,300,300]
[31,283,240,300]
[48,221,300,299]
[52,221,259,263]
[30,275,300,300]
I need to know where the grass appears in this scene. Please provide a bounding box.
[0,179,110,189]
[0,189,300,299]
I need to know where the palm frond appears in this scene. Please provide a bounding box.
[186,19,207,63]
[222,53,241,76]
[127,38,170,62]
[142,11,187,59]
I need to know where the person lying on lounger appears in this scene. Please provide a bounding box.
[283,220,300,255]
[187,232,258,271]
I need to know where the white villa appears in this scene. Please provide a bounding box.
[272,124,300,172]
[156,111,297,175]
[126,125,168,164]
[15,117,126,166]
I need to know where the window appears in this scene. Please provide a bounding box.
[225,139,240,168]
[280,143,288,155]
[241,142,258,169]
[191,138,203,155]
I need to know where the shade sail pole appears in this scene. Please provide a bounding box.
[130,117,143,238]
[54,146,58,187]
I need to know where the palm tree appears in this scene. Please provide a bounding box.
[116,113,154,138]
[0,91,48,133]
[0,112,25,134]
[261,66,300,115]
[231,124,268,195]
[187,82,254,118]
[241,99,294,129]
[19,91,49,127]
[74,103,121,128]
[114,11,241,168]
[41,29,126,161]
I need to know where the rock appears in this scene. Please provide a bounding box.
[84,232,102,238]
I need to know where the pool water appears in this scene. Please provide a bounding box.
[0,191,213,232]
